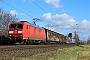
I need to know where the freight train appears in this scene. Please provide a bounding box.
[7,21,68,45]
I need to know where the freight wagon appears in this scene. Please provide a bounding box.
[44,28,66,44]
[8,21,67,45]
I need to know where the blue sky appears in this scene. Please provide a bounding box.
[0,0,90,41]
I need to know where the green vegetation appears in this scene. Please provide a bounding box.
[15,45,90,60]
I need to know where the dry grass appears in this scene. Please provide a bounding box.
[13,45,90,60]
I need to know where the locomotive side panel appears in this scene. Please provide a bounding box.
[39,29,46,40]
[34,27,40,39]
[21,22,46,44]
[23,23,46,41]
[22,22,26,39]
[29,25,35,39]
[22,22,30,39]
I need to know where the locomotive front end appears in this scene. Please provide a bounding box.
[8,22,23,43]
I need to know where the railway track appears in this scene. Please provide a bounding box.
[0,44,76,60]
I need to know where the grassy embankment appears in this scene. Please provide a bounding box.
[15,45,90,60]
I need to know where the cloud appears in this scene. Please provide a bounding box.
[79,19,90,33]
[40,13,90,35]
[41,13,77,29]
[45,0,63,8]
[9,10,17,16]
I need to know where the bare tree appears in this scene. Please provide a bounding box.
[73,31,80,45]
[0,8,18,36]
[87,36,90,44]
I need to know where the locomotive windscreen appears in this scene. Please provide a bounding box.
[9,24,23,29]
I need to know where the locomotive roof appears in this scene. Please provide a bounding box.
[10,21,44,29]
[20,21,44,29]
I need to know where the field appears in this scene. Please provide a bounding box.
[15,45,90,60]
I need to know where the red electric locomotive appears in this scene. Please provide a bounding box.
[8,21,46,44]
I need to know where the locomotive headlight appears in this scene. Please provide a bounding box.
[20,35,22,36]
[18,31,22,33]
[10,35,12,36]
[9,31,13,33]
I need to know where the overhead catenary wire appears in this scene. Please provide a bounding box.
[31,0,47,13]
[0,0,34,18]
[10,0,38,17]
[31,0,64,27]
[39,0,50,12]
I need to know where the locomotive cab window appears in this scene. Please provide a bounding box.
[9,24,23,29]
